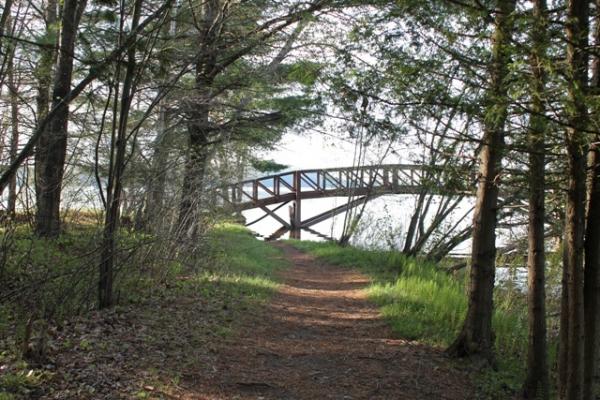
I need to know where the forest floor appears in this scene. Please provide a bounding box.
[4,238,475,399]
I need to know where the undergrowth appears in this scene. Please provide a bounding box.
[0,223,285,399]
[288,240,529,399]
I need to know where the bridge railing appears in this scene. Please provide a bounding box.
[213,164,470,211]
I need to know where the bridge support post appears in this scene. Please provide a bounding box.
[290,171,302,239]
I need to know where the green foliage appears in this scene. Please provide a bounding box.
[0,352,51,399]
[284,60,321,86]
[250,158,288,173]
[0,224,153,327]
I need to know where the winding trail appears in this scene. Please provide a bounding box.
[200,243,474,399]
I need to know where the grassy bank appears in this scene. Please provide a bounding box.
[288,240,528,398]
[197,223,286,305]
[0,223,286,399]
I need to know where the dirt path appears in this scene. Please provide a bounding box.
[196,244,474,400]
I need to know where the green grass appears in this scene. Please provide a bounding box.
[210,223,285,280]
[288,240,528,398]
[193,223,286,302]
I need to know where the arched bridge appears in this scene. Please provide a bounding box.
[215,164,468,240]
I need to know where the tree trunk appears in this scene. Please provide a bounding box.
[522,1,549,398]
[446,0,516,363]
[6,24,19,216]
[583,2,600,397]
[177,0,220,234]
[410,195,463,255]
[98,0,143,309]
[144,104,170,227]
[178,112,211,235]
[403,191,426,253]
[558,0,589,398]
[559,244,570,398]
[34,0,85,237]
[0,0,14,80]
[34,0,58,210]
[143,4,177,230]
[33,0,57,125]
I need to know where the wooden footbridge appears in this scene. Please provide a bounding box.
[214,164,467,240]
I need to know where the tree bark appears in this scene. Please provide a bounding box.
[34,0,86,237]
[178,109,212,235]
[177,0,221,234]
[558,1,589,399]
[522,1,549,398]
[0,0,14,80]
[34,0,58,220]
[6,21,19,216]
[446,0,516,363]
[403,191,426,253]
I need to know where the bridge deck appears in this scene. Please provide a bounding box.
[216,164,457,211]
[214,164,468,239]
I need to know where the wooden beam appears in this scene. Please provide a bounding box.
[245,201,290,227]
[300,195,380,228]
[260,205,292,229]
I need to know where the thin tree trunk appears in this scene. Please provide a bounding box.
[428,225,473,262]
[0,0,14,83]
[403,191,426,253]
[98,0,143,309]
[522,1,549,398]
[34,0,57,125]
[0,0,13,45]
[6,23,19,216]
[0,1,173,194]
[559,244,570,398]
[558,1,589,398]
[410,195,463,255]
[34,0,86,237]
[446,0,516,363]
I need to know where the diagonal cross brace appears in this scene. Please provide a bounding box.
[300,195,381,228]
[245,201,290,227]
[259,205,292,229]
